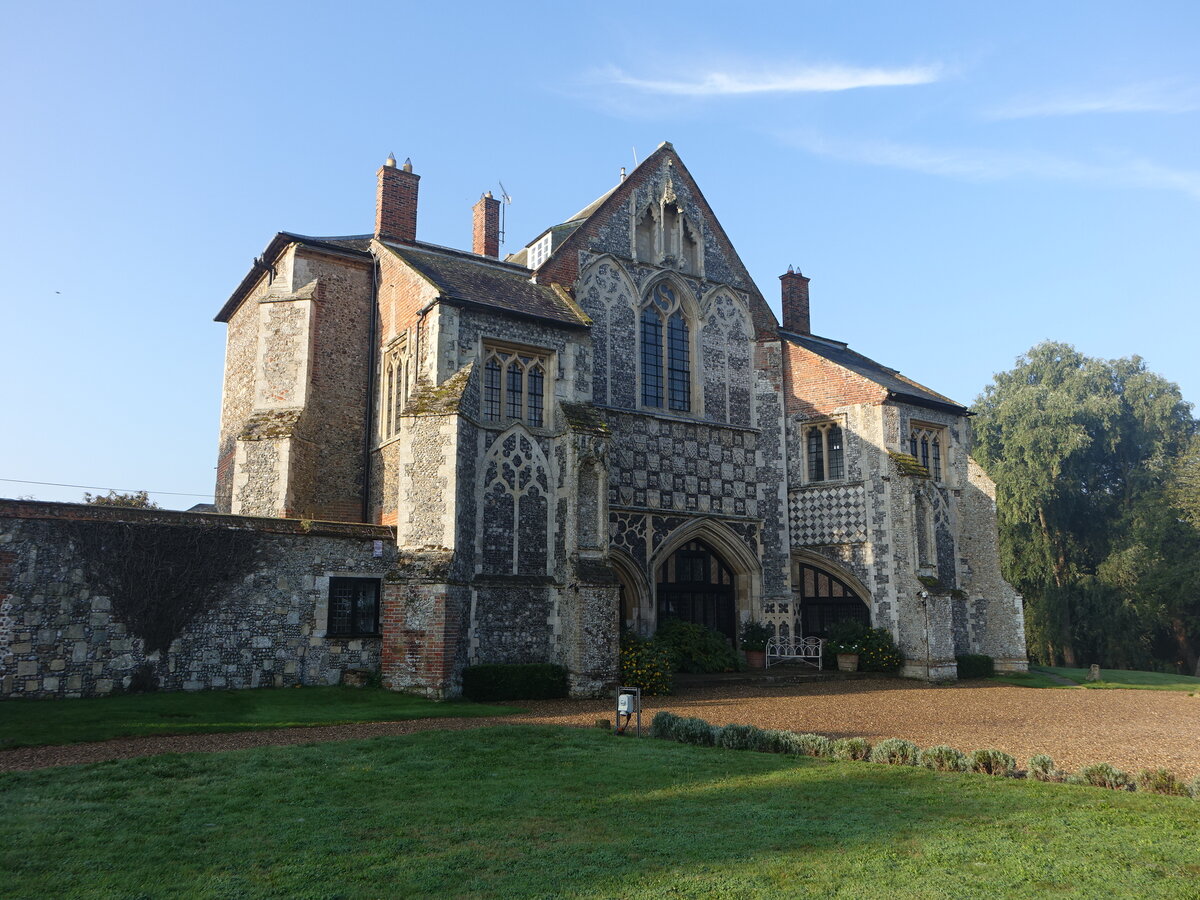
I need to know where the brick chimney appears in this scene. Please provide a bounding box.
[375,154,419,243]
[473,191,500,257]
[780,266,811,335]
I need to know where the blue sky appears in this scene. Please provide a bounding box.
[2,1,1196,508]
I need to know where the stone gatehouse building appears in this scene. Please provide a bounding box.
[0,143,1026,700]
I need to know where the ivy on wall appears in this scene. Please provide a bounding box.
[67,521,259,654]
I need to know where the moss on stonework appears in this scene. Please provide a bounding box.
[889,451,930,478]
[239,409,304,441]
[402,364,473,416]
[561,402,609,435]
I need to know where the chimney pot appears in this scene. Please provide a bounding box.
[473,191,501,257]
[402,157,413,173]
[780,268,811,335]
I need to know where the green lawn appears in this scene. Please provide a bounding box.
[0,686,516,749]
[1,727,1196,899]
[992,666,1200,692]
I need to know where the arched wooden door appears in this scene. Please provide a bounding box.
[656,540,736,641]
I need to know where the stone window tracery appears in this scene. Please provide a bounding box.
[804,421,845,483]
[379,340,410,441]
[481,430,550,575]
[909,422,944,481]
[483,345,548,428]
[640,282,691,412]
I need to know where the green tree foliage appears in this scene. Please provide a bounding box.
[82,489,159,509]
[973,342,1197,673]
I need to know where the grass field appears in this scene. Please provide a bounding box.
[992,666,1200,692]
[0,686,515,749]
[2,726,1197,899]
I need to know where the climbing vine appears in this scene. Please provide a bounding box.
[67,521,259,655]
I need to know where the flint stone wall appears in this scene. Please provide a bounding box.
[0,501,396,699]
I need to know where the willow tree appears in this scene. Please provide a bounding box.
[972,342,1194,668]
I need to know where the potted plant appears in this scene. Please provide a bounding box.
[827,639,862,672]
[740,621,774,669]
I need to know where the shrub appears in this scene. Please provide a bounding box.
[1189,775,1200,800]
[918,745,968,772]
[460,663,568,702]
[717,724,763,751]
[654,618,739,673]
[740,621,774,652]
[649,711,680,741]
[831,737,872,761]
[789,733,834,758]
[674,716,719,747]
[758,729,793,754]
[869,738,920,766]
[1135,768,1189,796]
[1028,754,1064,783]
[969,749,1017,776]
[1077,762,1133,791]
[822,621,903,672]
[955,654,995,679]
[619,634,673,695]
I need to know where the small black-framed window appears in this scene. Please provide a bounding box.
[327,577,381,637]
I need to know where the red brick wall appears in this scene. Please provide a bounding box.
[783,340,887,418]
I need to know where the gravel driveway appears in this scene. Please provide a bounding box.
[4,678,1197,777]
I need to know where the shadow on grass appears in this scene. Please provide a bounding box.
[0,685,517,749]
[2,725,1196,899]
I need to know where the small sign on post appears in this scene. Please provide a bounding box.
[615,686,642,736]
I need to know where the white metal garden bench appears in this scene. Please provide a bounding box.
[765,635,825,670]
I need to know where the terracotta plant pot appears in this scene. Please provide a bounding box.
[745,650,766,669]
[836,653,859,673]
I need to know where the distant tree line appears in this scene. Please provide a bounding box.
[973,341,1199,675]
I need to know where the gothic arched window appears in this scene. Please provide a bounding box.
[640,282,691,412]
[379,339,410,441]
[483,345,548,427]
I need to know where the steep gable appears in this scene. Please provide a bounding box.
[529,143,780,340]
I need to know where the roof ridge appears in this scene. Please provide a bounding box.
[384,239,533,274]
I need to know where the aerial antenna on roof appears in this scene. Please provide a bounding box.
[497,181,512,248]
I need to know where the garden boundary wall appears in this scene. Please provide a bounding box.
[0,500,397,699]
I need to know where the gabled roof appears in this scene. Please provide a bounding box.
[506,186,618,268]
[215,232,372,322]
[782,330,967,414]
[380,241,588,329]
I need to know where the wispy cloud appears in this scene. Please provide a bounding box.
[783,132,1200,201]
[597,63,941,96]
[987,81,1200,119]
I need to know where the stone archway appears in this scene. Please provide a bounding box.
[649,519,762,639]
[790,553,872,638]
[610,549,652,638]
[656,539,737,641]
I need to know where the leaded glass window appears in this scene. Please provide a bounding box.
[641,308,664,407]
[641,281,690,413]
[379,340,410,441]
[804,422,845,483]
[327,577,380,636]
[483,345,549,428]
[908,423,946,481]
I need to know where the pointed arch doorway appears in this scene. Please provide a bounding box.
[656,539,736,641]
[792,557,870,638]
